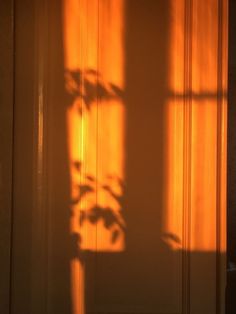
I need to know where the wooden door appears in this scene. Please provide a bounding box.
[10,0,228,313]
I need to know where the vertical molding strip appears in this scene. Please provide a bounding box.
[95,0,100,309]
[9,0,15,310]
[31,0,49,313]
[182,0,192,313]
[216,2,223,313]
[0,0,14,313]
[216,0,228,313]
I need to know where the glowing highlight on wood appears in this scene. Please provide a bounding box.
[63,0,125,312]
[163,0,227,253]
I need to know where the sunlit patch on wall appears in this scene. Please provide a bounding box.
[163,0,227,253]
[162,0,184,252]
[63,0,125,312]
[63,0,126,250]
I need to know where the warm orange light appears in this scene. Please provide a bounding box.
[63,0,126,312]
[163,0,226,253]
[64,0,125,252]
[62,0,227,312]
[162,0,185,251]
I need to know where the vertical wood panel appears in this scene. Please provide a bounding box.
[187,0,227,313]
[11,0,36,313]
[11,0,228,313]
[190,1,218,311]
[166,0,227,313]
[0,1,14,313]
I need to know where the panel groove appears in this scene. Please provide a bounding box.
[9,0,15,312]
[182,0,193,313]
[216,0,228,313]
[31,0,49,312]
[216,2,223,313]
[95,0,100,309]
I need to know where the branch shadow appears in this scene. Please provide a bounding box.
[46,0,229,313]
